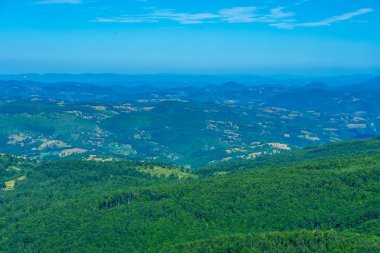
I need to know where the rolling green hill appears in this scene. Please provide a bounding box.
[0,137,379,252]
[197,136,380,175]
[1,79,380,167]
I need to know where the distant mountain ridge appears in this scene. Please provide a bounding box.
[342,76,380,91]
[0,73,376,87]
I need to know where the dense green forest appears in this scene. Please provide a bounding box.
[0,137,379,252]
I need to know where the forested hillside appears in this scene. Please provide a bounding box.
[197,136,380,175]
[0,137,379,252]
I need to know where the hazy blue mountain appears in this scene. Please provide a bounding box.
[0,74,375,87]
[0,77,379,167]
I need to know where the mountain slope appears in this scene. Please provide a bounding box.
[197,136,380,175]
[0,138,379,252]
[168,230,380,253]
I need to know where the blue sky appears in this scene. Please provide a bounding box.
[0,0,379,74]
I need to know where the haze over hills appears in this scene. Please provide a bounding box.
[0,73,376,87]
[0,75,379,167]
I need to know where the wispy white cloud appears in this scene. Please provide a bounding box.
[219,7,257,23]
[151,10,219,24]
[93,6,294,25]
[93,6,373,30]
[93,17,157,24]
[271,8,374,29]
[93,10,219,24]
[37,0,81,4]
[294,0,310,6]
[268,7,294,19]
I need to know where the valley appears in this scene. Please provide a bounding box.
[0,77,379,167]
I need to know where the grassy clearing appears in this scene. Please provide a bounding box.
[138,165,197,179]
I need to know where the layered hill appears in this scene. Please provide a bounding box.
[1,78,380,167]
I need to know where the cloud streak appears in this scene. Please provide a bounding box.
[93,6,294,25]
[37,0,81,4]
[219,7,258,23]
[271,8,374,29]
[294,0,310,7]
[93,6,374,30]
